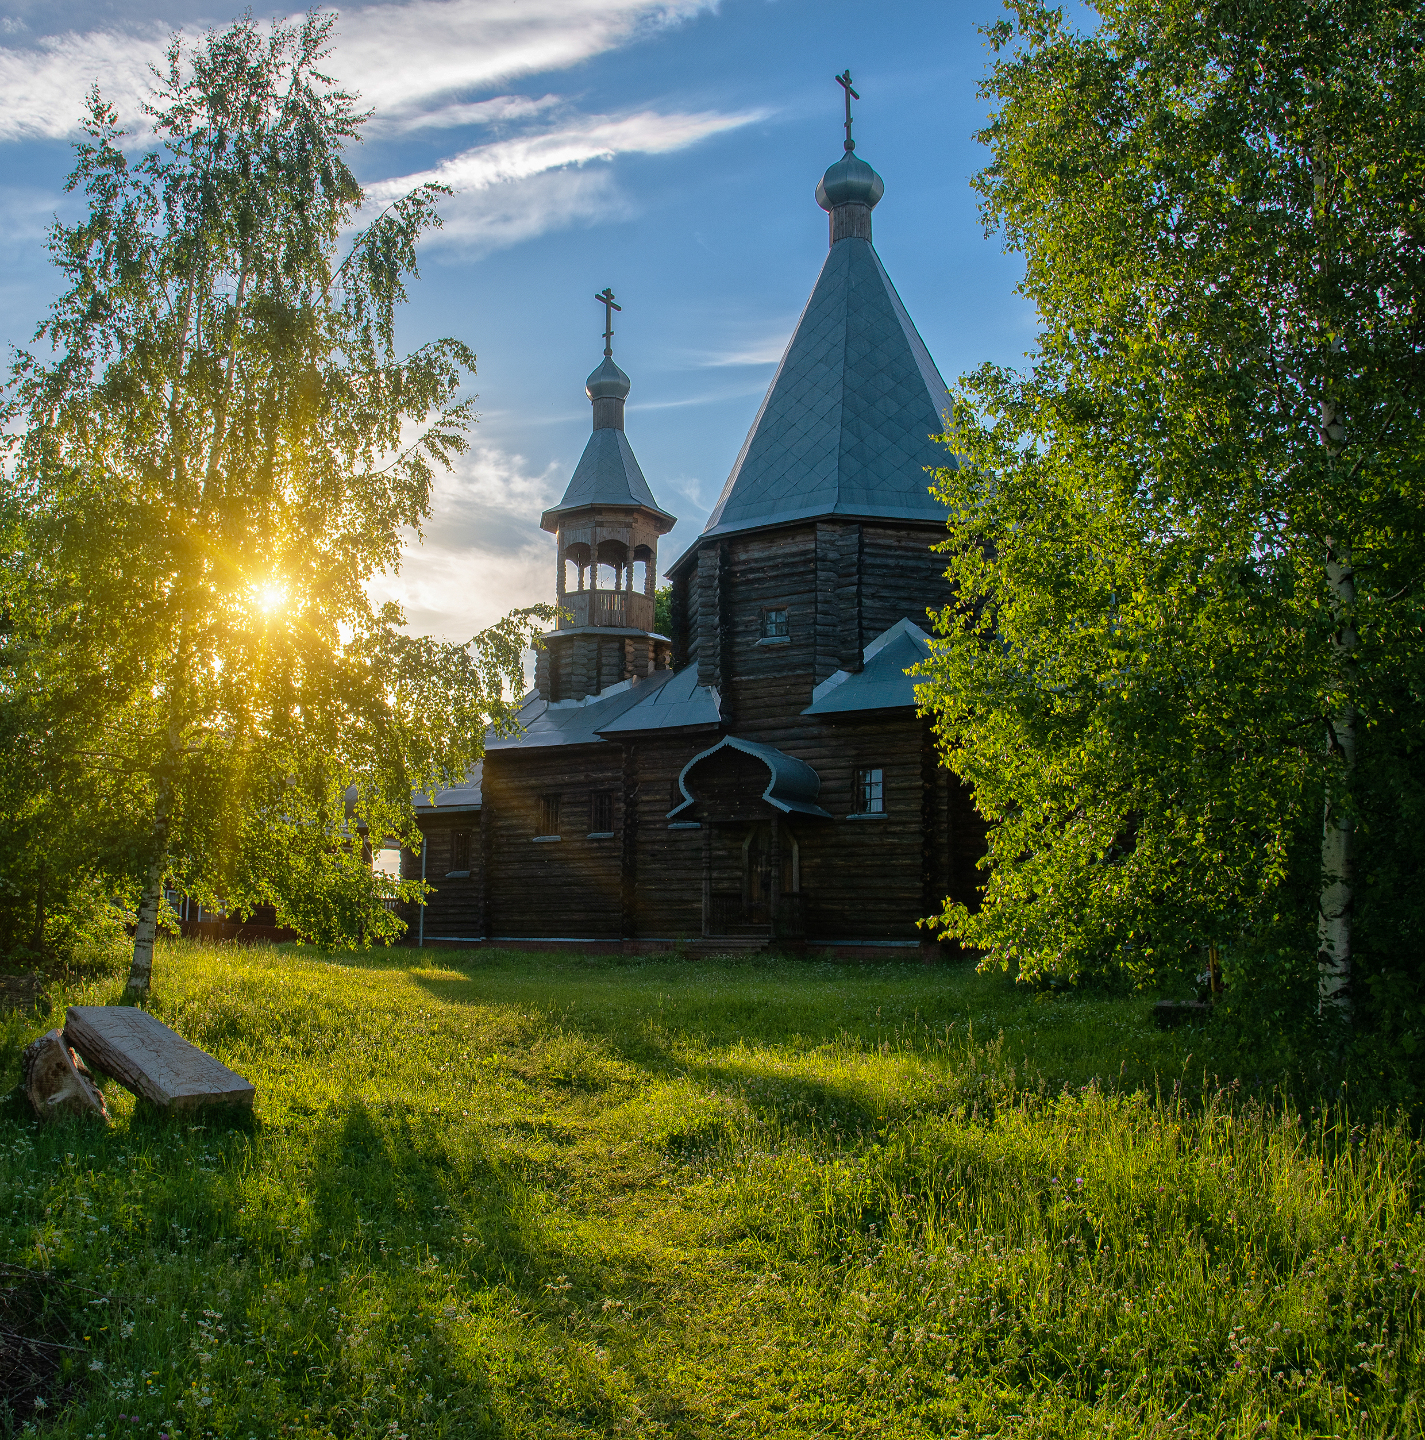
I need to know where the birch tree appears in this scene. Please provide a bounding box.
[919,0,1425,1031]
[2,16,548,998]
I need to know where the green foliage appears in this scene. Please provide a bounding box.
[918,0,1425,1028]
[653,582,673,638]
[0,17,551,972]
[1,943,1420,1436]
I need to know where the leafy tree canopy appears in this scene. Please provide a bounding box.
[1,15,551,994]
[920,0,1425,1039]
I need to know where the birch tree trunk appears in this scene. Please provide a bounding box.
[1317,525,1356,1018]
[125,626,188,1000]
[1317,369,1355,1019]
[125,827,169,1002]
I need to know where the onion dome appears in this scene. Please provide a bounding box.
[585,355,631,402]
[816,153,884,213]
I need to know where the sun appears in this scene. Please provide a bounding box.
[254,580,288,613]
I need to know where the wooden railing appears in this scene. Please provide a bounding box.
[559,589,655,632]
[709,893,747,934]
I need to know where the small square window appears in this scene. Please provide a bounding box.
[450,830,471,871]
[854,767,885,815]
[762,608,789,638]
[539,794,562,836]
[591,791,614,833]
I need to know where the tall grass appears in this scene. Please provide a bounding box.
[1,941,1419,1438]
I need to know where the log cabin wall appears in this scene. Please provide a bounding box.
[631,735,712,938]
[662,517,966,943]
[482,748,627,938]
[401,815,483,942]
[795,713,931,941]
[860,523,955,644]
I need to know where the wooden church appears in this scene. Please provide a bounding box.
[404,113,984,956]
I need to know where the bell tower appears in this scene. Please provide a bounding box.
[536,291,677,702]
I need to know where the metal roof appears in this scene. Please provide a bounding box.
[484,670,677,752]
[668,736,833,820]
[541,427,676,527]
[802,617,933,716]
[595,662,721,736]
[696,237,955,544]
[414,763,484,812]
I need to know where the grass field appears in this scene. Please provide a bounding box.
[1,941,1421,1438]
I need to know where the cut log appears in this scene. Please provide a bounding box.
[63,1006,255,1111]
[21,1029,109,1122]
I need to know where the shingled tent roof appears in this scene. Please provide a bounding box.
[541,427,675,526]
[540,356,677,528]
[697,228,956,542]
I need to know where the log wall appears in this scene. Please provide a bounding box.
[402,814,483,941]
[408,518,978,948]
[481,749,627,938]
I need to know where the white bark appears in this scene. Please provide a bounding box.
[1317,523,1356,1018]
[126,849,165,1001]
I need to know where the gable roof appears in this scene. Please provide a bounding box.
[414,763,484,812]
[697,237,955,543]
[801,617,933,716]
[595,662,721,736]
[484,670,677,752]
[540,427,676,528]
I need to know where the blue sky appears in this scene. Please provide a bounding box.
[0,0,1035,642]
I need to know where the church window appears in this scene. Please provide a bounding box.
[854,767,885,815]
[590,791,614,835]
[762,608,789,639]
[448,830,471,874]
[539,794,562,836]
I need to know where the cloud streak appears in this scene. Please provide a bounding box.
[362,106,767,256]
[364,108,767,204]
[0,0,716,143]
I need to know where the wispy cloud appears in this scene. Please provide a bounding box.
[0,22,171,142]
[369,443,561,642]
[0,0,716,143]
[363,106,767,256]
[364,108,767,204]
[427,167,629,256]
[691,335,792,367]
[336,0,714,123]
[369,92,563,137]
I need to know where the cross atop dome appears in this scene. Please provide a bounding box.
[817,70,884,245]
[835,69,859,152]
[594,286,621,358]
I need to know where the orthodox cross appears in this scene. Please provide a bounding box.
[594,286,621,357]
[836,69,859,152]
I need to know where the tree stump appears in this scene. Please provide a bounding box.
[21,1030,109,1122]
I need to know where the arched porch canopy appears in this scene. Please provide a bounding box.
[668,736,833,821]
